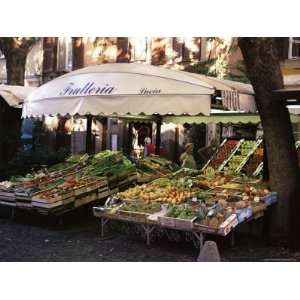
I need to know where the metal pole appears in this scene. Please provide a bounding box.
[86,115,93,154]
[262,139,269,181]
[155,117,162,155]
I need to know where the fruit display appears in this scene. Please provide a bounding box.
[205,139,240,170]
[223,140,258,174]
[117,178,198,204]
[102,172,276,234]
[197,174,232,189]
[241,144,264,176]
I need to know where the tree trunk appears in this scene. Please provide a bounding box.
[0,101,4,165]
[5,52,27,85]
[0,38,35,165]
[238,38,300,248]
[72,37,84,70]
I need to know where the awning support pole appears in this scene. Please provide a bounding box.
[155,117,162,155]
[86,115,93,154]
[263,139,269,181]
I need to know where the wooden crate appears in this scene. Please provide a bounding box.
[32,200,63,209]
[175,217,197,230]
[193,222,219,234]
[74,186,87,196]
[32,194,62,204]
[158,216,176,228]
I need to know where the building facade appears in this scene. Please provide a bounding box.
[1,37,299,160]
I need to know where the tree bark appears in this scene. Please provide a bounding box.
[0,38,35,165]
[0,37,35,85]
[238,38,300,248]
[72,37,84,70]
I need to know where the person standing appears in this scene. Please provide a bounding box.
[179,143,197,169]
[143,137,155,157]
[197,138,219,168]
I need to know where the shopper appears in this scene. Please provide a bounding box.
[197,138,219,168]
[143,137,155,157]
[179,143,197,169]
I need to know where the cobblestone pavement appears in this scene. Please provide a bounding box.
[0,208,298,262]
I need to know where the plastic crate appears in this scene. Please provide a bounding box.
[261,192,278,206]
[236,208,252,223]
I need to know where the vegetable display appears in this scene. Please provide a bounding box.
[241,144,264,176]
[0,151,137,215]
[136,155,180,183]
[205,139,239,170]
[223,140,257,174]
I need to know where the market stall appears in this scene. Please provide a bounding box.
[1,63,279,250]
[13,63,218,218]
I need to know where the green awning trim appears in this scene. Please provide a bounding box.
[162,113,300,124]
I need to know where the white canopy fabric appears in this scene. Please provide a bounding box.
[22,63,215,118]
[288,105,300,114]
[187,73,256,112]
[0,85,36,108]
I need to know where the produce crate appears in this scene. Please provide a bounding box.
[218,214,238,236]
[110,187,119,195]
[235,139,263,173]
[158,216,176,228]
[193,222,219,234]
[98,189,110,199]
[60,190,75,200]
[201,139,227,171]
[32,200,63,209]
[0,200,16,207]
[0,191,15,201]
[93,206,115,217]
[251,202,267,214]
[218,139,244,172]
[175,217,197,230]
[62,196,75,205]
[235,208,252,223]
[253,162,264,177]
[260,192,278,206]
[32,194,62,204]
[129,211,149,222]
[16,201,32,209]
[74,186,87,196]
[86,180,108,192]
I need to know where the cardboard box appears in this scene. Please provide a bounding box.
[218,214,238,236]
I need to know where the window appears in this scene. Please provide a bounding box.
[93,37,117,63]
[289,37,300,59]
[130,37,152,63]
[57,37,73,72]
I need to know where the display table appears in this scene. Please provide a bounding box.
[93,204,268,249]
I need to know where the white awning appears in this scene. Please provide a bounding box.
[186,73,256,112]
[0,85,36,108]
[22,63,215,118]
